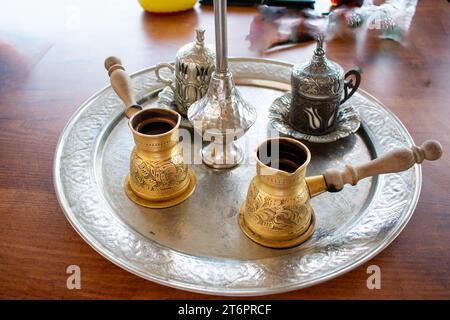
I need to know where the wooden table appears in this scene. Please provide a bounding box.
[0,0,449,299]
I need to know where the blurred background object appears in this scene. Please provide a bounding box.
[0,31,51,96]
[200,0,316,9]
[246,0,418,53]
[139,0,198,13]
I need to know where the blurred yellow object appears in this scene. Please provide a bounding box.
[138,0,197,13]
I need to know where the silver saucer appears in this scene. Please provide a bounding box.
[157,85,176,109]
[269,92,361,143]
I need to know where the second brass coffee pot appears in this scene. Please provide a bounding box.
[239,137,442,248]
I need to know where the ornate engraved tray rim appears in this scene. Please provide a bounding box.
[54,58,421,296]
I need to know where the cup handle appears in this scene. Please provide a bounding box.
[340,69,361,105]
[306,140,443,197]
[155,63,175,91]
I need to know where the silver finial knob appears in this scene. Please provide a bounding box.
[196,28,205,44]
[314,34,325,56]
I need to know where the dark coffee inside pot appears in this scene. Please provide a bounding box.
[131,108,179,136]
[138,121,173,135]
[257,139,307,173]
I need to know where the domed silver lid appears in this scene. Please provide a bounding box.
[175,29,215,70]
[291,36,345,100]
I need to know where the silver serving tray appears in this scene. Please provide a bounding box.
[54,58,421,296]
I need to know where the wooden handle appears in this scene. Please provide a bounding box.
[324,140,443,192]
[104,56,142,118]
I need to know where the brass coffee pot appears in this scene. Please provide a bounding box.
[105,57,196,208]
[239,137,442,248]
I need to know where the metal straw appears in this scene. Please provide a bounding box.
[214,0,228,74]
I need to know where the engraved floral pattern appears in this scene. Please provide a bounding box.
[291,58,343,97]
[131,151,188,191]
[245,183,310,232]
[175,62,215,116]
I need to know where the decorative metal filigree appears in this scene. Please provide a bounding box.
[130,150,188,192]
[244,183,311,232]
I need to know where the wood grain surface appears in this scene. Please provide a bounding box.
[0,0,449,299]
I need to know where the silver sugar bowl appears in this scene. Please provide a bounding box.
[290,36,361,135]
[156,29,216,117]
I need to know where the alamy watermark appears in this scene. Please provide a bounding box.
[64,263,381,290]
[66,4,81,31]
[366,265,381,290]
[66,265,81,290]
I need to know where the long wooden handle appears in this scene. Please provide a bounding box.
[323,140,443,192]
[104,56,142,118]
